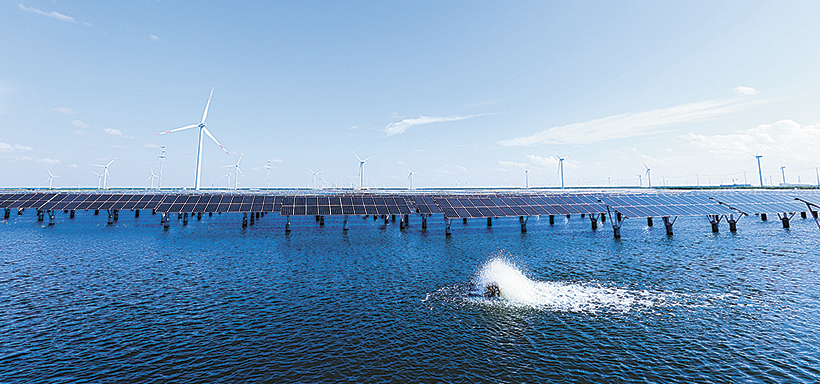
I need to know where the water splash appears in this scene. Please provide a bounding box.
[471,257,660,312]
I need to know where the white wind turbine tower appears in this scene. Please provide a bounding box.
[222,153,244,190]
[309,168,322,190]
[157,146,166,189]
[353,151,372,189]
[145,168,159,189]
[92,171,103,189]
[641,160,652,188]
[155,87,229,190]
[407,166,416,190]
[553,149,568,189]
[90,157,116,190]
[45,170,61,189]
[223,172,232,189]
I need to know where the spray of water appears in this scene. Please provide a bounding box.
[472,256,659,312]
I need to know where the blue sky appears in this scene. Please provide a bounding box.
[2,1,820,189]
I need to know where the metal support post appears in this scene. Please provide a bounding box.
[590,214,598,230]
[70,210,75,218]
[487,217,493,227]
[135,209,140,218]
[183,212,189,225]
[37,210,44,222]
[4,209,9,219]
[777,212,795,229]
[663,216,676,236]
[801,211,807,219]
[708,215,721,233]
[549,215,555,225]
[242,213,248,228]
[601,213,606,223]
[197,212,202,220]
[519,216,528,233]
[285,216,291,233]
[113,210,119,221]
[422,214,428,231]
[48,210,55,226]
[94,209,99,215]
[250,212,256,225]
[107,210,114,225]
[760,213,768,221]
[647,217,653,227]
[463,218,468,224]
[445,217,452,237]
[343,215,349,231]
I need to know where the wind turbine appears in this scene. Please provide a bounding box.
[92,171,103,189]
[641,160,652,188]
[266,160,272,188]
[353,151,371,189]
[145,168,159,189]
[222,153,244,190]
[157,146,166,189]
[45,170,61,189]
[637,173,643,187]
[780,165,787,186]
[90,157,116,190]
[407,166,415,190]
[553,149,568,189]
[223,172,232,189]
[751,145,764,187]
[155,87,229,190]
[309,168,322,190]
[525,169,529,189]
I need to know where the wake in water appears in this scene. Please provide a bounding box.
[464,256,663,312]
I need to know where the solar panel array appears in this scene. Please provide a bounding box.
[279,195,413,216]
[1,190,817,219]
[599,193,735,218]
[702,191,808,214]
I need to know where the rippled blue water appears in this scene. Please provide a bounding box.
[2,210,819,382]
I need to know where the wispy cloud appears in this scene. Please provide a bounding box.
[104,127,134,139]
[37,158,60,164]
[499,88,768,146]
[54,107,76,114]
[384,114,485,137]
[0,142,33,152]
[18,4,75,22]
[149,34,159,41]
[682,119,820,163]
[72,120,89,128]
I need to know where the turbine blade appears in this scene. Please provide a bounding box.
[201,87,214,124]
[203,127,230,155]
[236,153,243,166]
[237,167,244,176]
[156,124,198,135]
[107,157,117,167]
[363,156,372,162]
[352,151,362,162]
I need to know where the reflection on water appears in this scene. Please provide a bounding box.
[1,211,819,382]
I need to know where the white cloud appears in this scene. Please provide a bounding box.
[498,160,529,170]
[733,86,759,95]
[149,34,159,41]
[38,158,60,164]
[499,90,769,146]
[681,119,820,163]
[72,120,89,128]
[67,163,79,168]
[54,107,76,114]
[18,4,75,22]
[384,114,485,136]
[526,155,560,168]
[72,129,87,136]
[144,143,162,148]
[104,127,134,139]
[0,142,33,152]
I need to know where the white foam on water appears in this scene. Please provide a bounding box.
[473,257,660,312]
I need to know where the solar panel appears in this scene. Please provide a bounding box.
[599,193,734,218]
[702,191,808,214]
